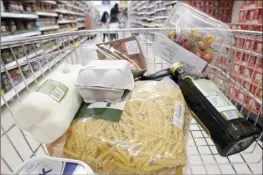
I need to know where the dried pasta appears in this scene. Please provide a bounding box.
[48,81,192,175]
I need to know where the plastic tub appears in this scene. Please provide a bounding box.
[13,157,94,175]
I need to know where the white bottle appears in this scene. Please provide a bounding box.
[14,69,82,144]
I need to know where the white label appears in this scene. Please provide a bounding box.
[173,101,185,129]
[88,91,131,110]
[125,40,140,55]
[50,87,65,102]
[194,79,241,120]
[153,36,207,74]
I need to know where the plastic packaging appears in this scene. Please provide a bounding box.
[13,70,82,144]
[154,3,231,74]
[76,60,134,103]
[96,36,147,78]
[47,81,192,175]
[13,157,94,175]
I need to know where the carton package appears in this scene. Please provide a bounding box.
[76,60,134,103]
[96,36,147,78]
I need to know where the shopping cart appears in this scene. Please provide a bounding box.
[1,28,262,174]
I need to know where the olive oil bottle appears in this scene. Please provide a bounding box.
[140,63,260,157]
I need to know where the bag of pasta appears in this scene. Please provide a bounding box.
[47,80,192,175]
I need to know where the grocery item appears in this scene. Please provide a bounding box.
[96,36,147,78]
[13,157,94,175]
[47,80,192,174]
[76,60,134,103]
[10,20,17,33]
[141,62,260,156]
[13,70,82,144]
[154,3,231,74]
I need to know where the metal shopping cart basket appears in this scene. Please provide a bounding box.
[1,28,262,174]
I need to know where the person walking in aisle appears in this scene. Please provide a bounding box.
[109,15,120,41]
[110,3,120,19]
[100,11,109,42]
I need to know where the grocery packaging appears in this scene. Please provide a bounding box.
[76,60,134,103]
[13,157,94,175]
[47,81,192,175]
[13,69,82,144]
[96,36,147,78]
[153,3,231,74]
[140,62,260,156]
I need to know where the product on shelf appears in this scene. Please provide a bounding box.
[36,1,56,13]
[1,68,23,92]
[185,0,234,23]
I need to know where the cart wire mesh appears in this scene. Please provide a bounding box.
[1,28,262,174]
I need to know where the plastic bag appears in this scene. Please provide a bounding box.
[47,81,192,174]
[154,3,231,74]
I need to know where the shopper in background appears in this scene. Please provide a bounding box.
[100,11,109,42]
[110,3,120,19]
[109,15,120,41]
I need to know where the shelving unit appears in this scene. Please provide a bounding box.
[129,1,177,28]
[0,0,96,103]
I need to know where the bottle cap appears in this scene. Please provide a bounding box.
[170,62,183,74]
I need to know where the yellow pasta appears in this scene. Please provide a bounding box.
[58,81,192,175]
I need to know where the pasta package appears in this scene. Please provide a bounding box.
[47,81,192,174]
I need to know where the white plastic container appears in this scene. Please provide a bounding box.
[13,71,82,144]
[13,157,94,175]
[76,60,134,103]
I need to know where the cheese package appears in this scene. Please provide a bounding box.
[96,36,147,78]
[47,81,192,175]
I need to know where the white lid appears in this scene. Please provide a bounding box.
[76,60,134,90]
[13,157,94,175]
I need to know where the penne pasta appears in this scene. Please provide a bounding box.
[59,81,191,175]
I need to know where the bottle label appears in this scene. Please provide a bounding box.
[193,79,241,120]
[36,79,69,102]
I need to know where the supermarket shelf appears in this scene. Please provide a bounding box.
[77,24,85,28]
[56,9,85,16]
[234,61,262,74]
[155,7,166,12]
[1,31,41,42]
[1,43,63,72]
[154,16,168,19]
[39,25,60,31]
[1,12,38,19]
[164,1,178,6]
[58,20,77,24]
[76,18,85,22]
[59,28,78,33]
[232,72,261,87]
[40,0,57,5]
[146,11,155,15]
[1,49,44,73]
[36,11,58,17]
[155,1,162,4]
[1,37,87,106]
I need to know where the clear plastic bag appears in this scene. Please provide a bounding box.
[47,81,192,174]
[154,3,232,74]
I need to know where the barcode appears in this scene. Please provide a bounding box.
[223,110,238,120]
[50,87,65,102]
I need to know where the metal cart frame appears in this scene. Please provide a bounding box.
[1,28,262,174]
